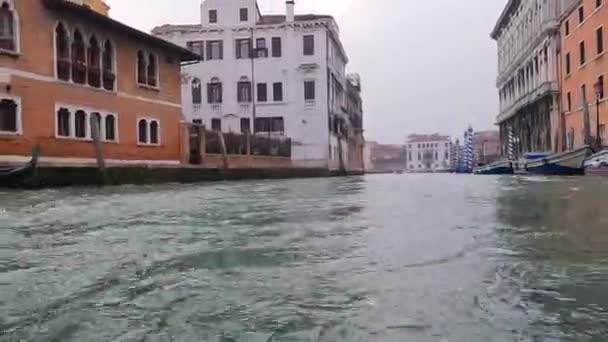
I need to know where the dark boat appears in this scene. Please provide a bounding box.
[474,160,514,175]
[0,145,41,187]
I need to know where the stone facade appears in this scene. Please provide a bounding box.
[405,134,451,172]
[492,0,577,157]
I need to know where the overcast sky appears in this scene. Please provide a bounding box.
[106,0,506,144]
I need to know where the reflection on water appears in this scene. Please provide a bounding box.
[0,175,608,341]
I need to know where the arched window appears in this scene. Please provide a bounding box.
[237,76,251,103]
[56,22,70,81]
[102,40,115,91]
[150,120,159,144]
[90,112,102,138]
[105,115,116,141]
[138,119,147,143]
[71,28,86,84]
[192,78,202,104]
[74,110,87,138]
[57,107,71,137]
[207,77,222,104]
[147,53,157,87]
[87,35,101,88]
[0,1,16,52]
[137,50,147,85]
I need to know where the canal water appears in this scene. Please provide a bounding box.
[1,175,608,341]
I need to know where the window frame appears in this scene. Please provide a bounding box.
[273,82,283,102]
[257,83,268,102]
[566,52,572,74]
[597,26,605,55]
[209,9,218,24]
[136,49,160,89]
[0,0,20,56]
[239,8,248,22]
[304,80,316,101]
[206,40,223,60]
[578,6,585,24]
[303,34,315,56]
[54,103,119,142]
[579,40,586,66]
[271,37,282,57]
[0,94,21,135]
[137,117,161,146]
[235,38,251,59]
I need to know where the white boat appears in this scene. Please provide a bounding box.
[516,146,591,176]
[585,149,608,176]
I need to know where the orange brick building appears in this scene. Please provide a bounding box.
[0,0,198,166]
[561,0,607,149]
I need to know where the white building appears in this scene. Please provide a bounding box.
[491,0,576,157]
[153,0,358,170]
[405,134,452,172]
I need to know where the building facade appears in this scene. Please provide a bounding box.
[492,0,577,158]
[561,0,607,150]
[366,141,406,173]
[473,130,501,166]
[153,0,362,171]
[0,0,198,166]
[405,134,451,172]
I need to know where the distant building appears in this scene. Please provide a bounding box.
[473,130,501,166]
[367,141,406,173]
[405,134,451,172]
[152,0,363,171]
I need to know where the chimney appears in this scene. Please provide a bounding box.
[286,0,295,22]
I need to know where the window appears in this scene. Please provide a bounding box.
[91,112,102,138]
[597,0,603,9]
[254,117,284,133]
[255,38,267,58]
[271,37,282,57]
[138,118,160,145]
[147,53,158,87]
[598,75,605,99]
[0,1,16,52]
[105,115,116,141]
[567,92,572,112]
[75,110,87,138]
[192,119,203,125]
[565,20,570,36]
[597,27,604,55]
[71,29,86,84]
[138,119,147,143]
[0,98,18,133]
[566,53,571,74]
[237,80,252,102]
[207,40,223,60]
[87,36,101,88]
[209,10,217,24]
[186,40,205,59]
[304,80,315,100]
[303,35,314,56]
[211,118,221,131]
[273,82,283,102]
[235,38,251,59]
[240,118,251,133]
[102,40,115,91]
[240,8,248,22]
[207,78,222,103]
[579,6,584,24]
[57,108,70,137]
[137,50,147,84]
[582,84,587,104]
[580,41,586,65]
[192,78,202,104]
[56,23,70,81]
[257,83,267,102]
[150,121,159,144]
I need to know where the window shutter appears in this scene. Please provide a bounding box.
[207,83,213,103]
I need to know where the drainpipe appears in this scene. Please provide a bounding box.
[250,28,257,135]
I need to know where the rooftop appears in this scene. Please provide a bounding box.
[407,134,451,143]
[44,0,200,62]
[490,0,521,40]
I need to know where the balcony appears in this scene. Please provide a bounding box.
[496,81,558,124]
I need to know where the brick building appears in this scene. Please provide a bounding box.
[560,0,607,150]
[0,0,198,166]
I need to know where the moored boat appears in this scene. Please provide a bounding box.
[584,149,608,176]
[474,160,514,175]
[516,146,591,176]
[0,145,41,188]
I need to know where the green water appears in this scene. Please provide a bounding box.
[1,175,608,341]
